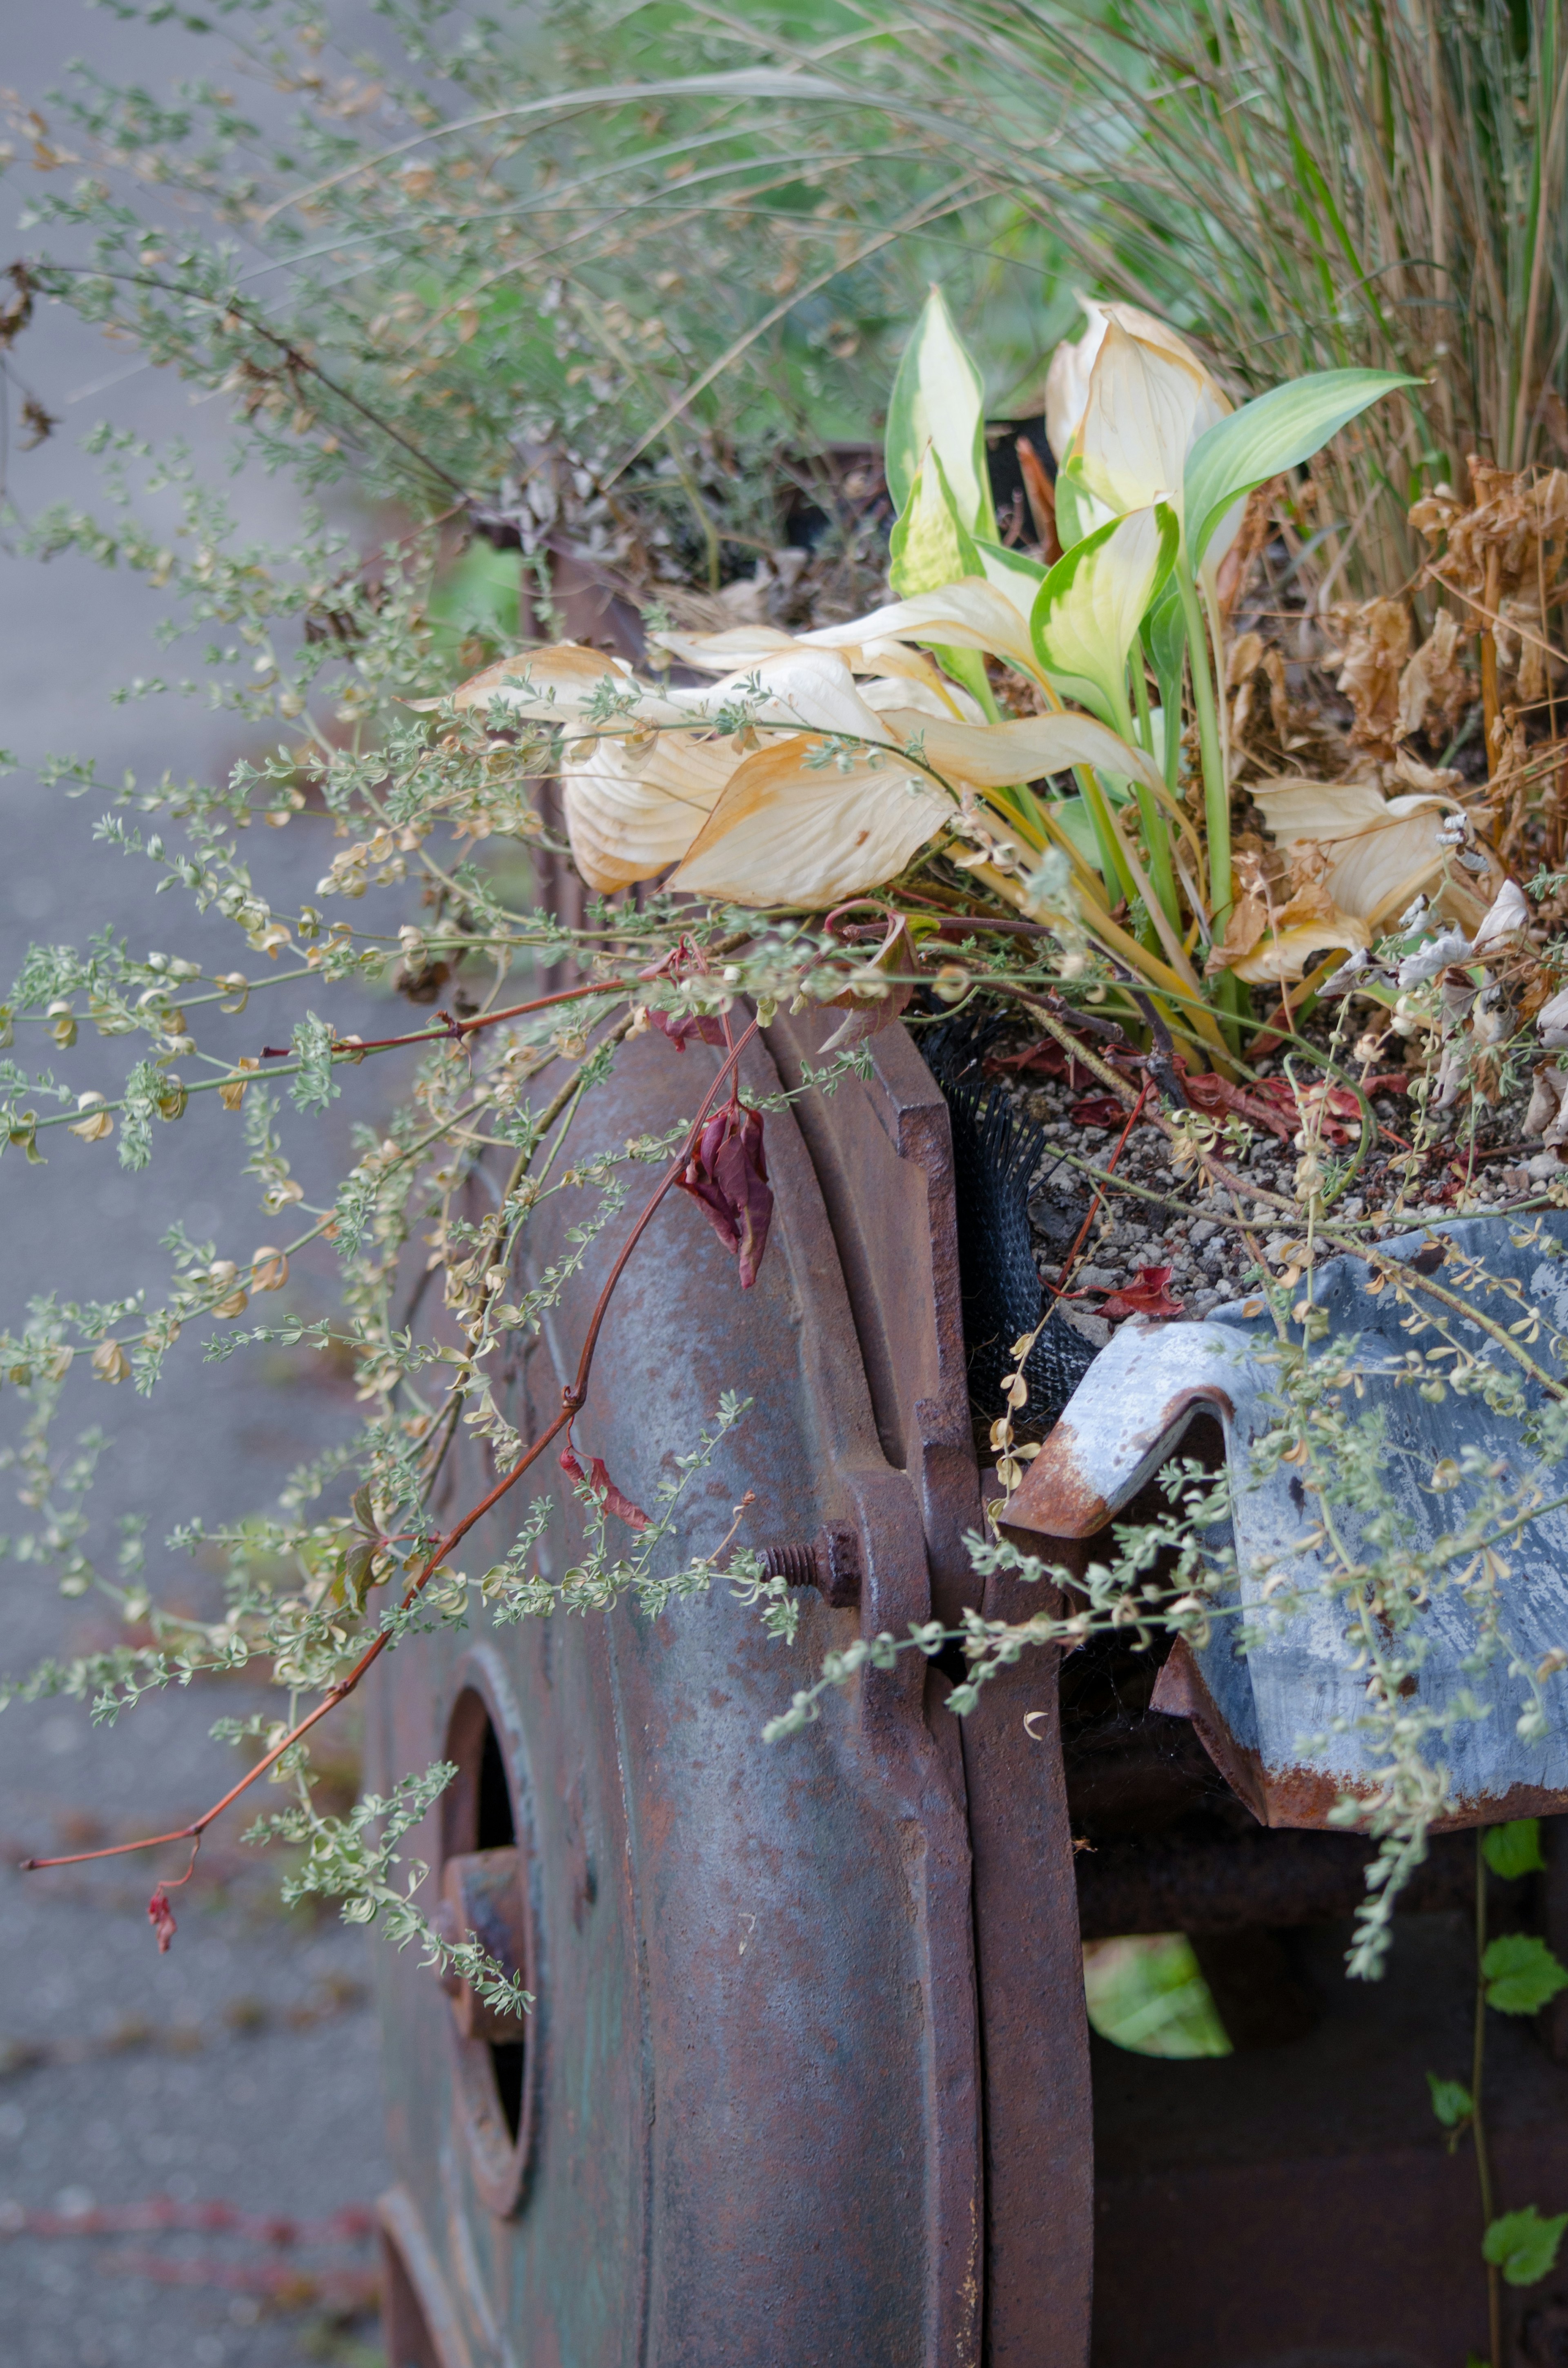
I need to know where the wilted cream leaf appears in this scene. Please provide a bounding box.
[672,739,954,906]
[1046,297,1225,465]
[564,731,742,891]
[1251,777,1492,932]
[873,706,1168,801]
[1073,319,1228,523]
[419,641,661,722]
[804,579,1041,677]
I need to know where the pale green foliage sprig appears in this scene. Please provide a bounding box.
[245,1763,532,2023]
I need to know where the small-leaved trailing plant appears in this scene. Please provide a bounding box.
[11,13,1568,2344]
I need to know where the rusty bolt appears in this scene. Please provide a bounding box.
[761,1523,860,1609]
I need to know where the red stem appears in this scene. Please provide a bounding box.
[261,975,638,1061]
[21,1026,761,1876]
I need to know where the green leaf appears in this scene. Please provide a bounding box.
[1483,1819,1547,1879]
[1426,2072,1473,2129]
[889,447,982,600]
[1183,368,1422,565]
[885,285,996,539]
[1482,1932,1568,2014]
[1031,503,1177,723]
[1082,1932,1231,2060]
[1483,2206,1568,2287]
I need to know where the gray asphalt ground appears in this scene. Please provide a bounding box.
[0,9,424,2361]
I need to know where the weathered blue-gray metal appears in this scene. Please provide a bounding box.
[1005,1212,1568,1828]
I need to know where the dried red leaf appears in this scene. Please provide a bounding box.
[1100,1264,1185,1320]
[559,1445,650,1528]
[1182,1069,1296,1141]
[1069,1094,1132,1129]
[675,1101,773,1288]
[586,1456,650,1531]
[147,1886,177,1954]
[647,1007,728,1052]
[988,1042,1094,1090]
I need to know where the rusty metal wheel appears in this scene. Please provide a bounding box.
[370,1017,1093,2367]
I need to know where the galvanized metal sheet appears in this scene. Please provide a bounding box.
[1004,1212,1568,1829]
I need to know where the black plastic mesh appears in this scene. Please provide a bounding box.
[919,1012,1095,1420]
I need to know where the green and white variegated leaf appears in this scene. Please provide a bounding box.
[885,285,997,539]
[974,537,1046,617]
[1183,368,1421,564]
[889,447,983,600]
[1052,464,1112,554]
[1030,504,1177,722]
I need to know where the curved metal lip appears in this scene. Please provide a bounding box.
[441,1644,543,2221]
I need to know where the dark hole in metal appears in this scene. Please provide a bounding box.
[477,1716,515,1852]
[474,1712,523,2140]
[491,2040,525,2142]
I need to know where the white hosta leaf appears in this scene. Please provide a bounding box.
[425,642,675,722]
[1074,319,1227,520]
[888,448,983,600]
[563,731,743,891]
[885,284,996,537]
[806,580,1040,677]
[1184,370,1421,564]
[707,647,889,739]
[1046,297,1224,462]
[873,707,1166,801]
[644,623,797,673]
[672,738,955,907]
[1031,504,1176,720]
[646,620,970,711]
[858,674,985,724]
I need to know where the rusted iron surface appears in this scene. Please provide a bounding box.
[369,1020,1094,2366]
[436,1850,529,2045]
[1005,1214,1568,1830]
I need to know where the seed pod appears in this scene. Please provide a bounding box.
[69,1093,113,1144]
[219,1055,260,1111]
